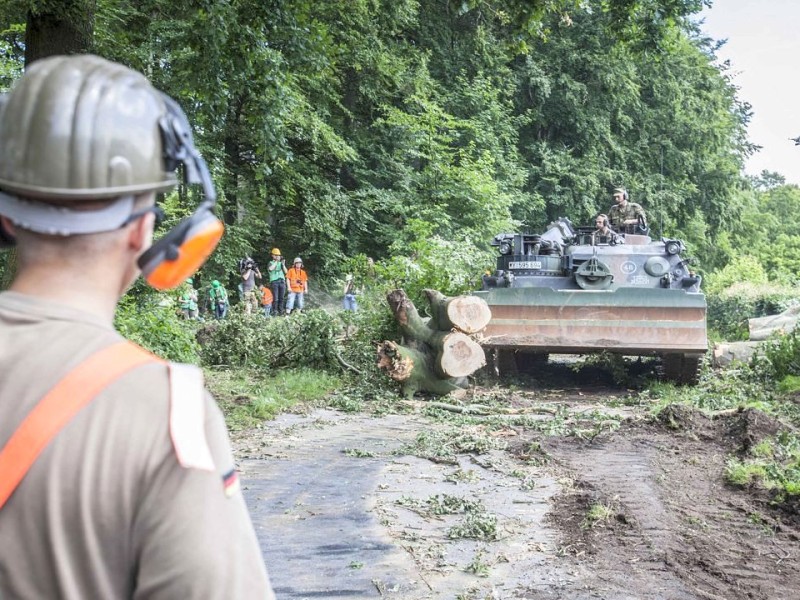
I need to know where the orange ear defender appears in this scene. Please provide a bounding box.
[138,204,224,290]
[136,94,223,290]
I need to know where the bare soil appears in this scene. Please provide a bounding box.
[233,362,800,599]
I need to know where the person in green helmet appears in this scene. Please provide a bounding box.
[178,277,199,319]
[0,55,274,599]
[209,280,229,319]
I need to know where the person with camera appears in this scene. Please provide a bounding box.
[285,257,309,315]
[267,248,288,316]
[0,55,273,599]
[239,256,261,315]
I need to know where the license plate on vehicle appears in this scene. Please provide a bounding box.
[508,261,542,270]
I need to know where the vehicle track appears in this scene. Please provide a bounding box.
[234,378,800,600]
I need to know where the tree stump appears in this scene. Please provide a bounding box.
[377,289,489,397]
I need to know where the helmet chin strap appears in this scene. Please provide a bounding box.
[0,192,136,236]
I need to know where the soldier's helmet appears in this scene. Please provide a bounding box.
[0,55,178,201]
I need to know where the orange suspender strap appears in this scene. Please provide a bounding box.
[0,341,162,510]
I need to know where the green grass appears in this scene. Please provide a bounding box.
[205,367,343,430]
[583,502,615,529]
[724,432,800,499]
[725,458,769,487]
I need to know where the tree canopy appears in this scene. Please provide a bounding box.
[0,0,760,287]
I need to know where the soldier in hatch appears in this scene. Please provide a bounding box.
[608,187,646,232]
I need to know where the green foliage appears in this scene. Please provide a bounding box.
[199,309,339,370]
[398,427,506,463]
[706,281,800,341]
[448,510,499,541]
[700,180,800,292]
[583,502,616,529]
[0,21,23,92]
[755,329,800,382]
[205,367,342,430]
[705,255,768,296]
[338,289,398,376]
[570,352,637,387]
[115,296,200,363]
[777,375,800,395]
[3,0,739,283]
[377,219,493,303]
[649,371,774,414]
[725,432,800,499]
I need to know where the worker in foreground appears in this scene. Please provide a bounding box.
[0,55,274,599]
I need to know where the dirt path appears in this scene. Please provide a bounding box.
[233,369,800,599]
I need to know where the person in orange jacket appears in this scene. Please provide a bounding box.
[259,283,274,317]
[285,257,308,315]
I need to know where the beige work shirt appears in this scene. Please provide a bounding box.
[0,292,274,599]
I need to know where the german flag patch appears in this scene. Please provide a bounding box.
[222,468,240,497]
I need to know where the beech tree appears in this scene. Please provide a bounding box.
[0,0,764,292]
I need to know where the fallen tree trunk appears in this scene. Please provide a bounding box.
[424,289,492,334]
[433,331,485,378]
[712,341,760,367]
[748,305,800,341]
[377,341,462,397]
[378,289,489,397]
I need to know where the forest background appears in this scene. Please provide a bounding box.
[1,0,799,367]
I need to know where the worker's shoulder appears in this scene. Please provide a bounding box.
[105,353,219,471]
[109,350,206,406]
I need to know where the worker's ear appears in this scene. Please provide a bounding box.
[0,215,17,248]
[128,210,155,253]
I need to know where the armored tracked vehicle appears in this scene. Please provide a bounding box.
[474,218,707,383]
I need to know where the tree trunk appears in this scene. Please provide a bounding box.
[748,305,800,341]
[1,2,96,290]
[432,331,485,378]
[424,289,492,333]
[712,341,759,368]
[378,289,489,396]
[25,2,95,65]
[377,341,461,398]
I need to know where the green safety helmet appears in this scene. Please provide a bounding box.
[186,277,193,285]
[612,187,628,200]
[212,280,221,287]
[0,55,178,200]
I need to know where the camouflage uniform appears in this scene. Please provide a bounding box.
[608,202,645,229]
